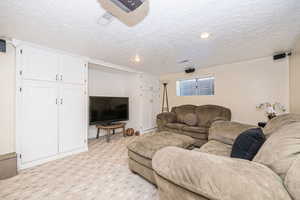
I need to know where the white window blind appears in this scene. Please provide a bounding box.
[176,77,215,96]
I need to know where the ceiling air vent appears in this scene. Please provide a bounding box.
[178,59,190,64]
[98,12,115,26]
[110,0,146,12]
[178,59,194,68]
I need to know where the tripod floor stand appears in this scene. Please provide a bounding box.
[162,83,169,112]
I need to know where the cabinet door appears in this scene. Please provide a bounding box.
[59,84,86,153]
[151,92,161,128]
[139,74,160,131]
[141,92,153,131]
[60,55,86,84]
[22,46,60,82]
[20,81,59,164]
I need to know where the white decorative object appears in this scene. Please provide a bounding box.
[256,102,286,120]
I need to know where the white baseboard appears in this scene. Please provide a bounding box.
[142,127,157,134]
[18,146,88,170]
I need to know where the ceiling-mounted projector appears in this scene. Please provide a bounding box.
[110,0,146,12]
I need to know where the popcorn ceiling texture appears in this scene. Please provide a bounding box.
[0,135,158,200]
[0,0,299,74]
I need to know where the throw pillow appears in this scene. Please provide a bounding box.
[183,113,198,126]
[231,128,266,160]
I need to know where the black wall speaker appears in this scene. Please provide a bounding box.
[185,68,195,74]
[0,39,6,53]
[273,52,292,60]
[273,53,286,60]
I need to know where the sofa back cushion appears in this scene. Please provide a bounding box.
[284,156,300,200]
[253,121,300,179]
[183,113,198,126]
[195,105,231,127]
[171,105,196,123]
[209,121,257,145]
[263,114,300,138]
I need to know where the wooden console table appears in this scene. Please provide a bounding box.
[96,123,126,142]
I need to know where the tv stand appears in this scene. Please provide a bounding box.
[100,122,115,126]
[96,123,126,142]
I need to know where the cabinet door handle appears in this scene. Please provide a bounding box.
[56,74,58,81]
[60,98,63,105]
[56,98,58,105]
[60,75,63,81]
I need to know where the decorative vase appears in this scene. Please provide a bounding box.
[135,131,140,136]
[126,128,135,136]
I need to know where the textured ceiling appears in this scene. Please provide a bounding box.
[0,0,300,75]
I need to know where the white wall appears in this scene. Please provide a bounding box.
[88,64,141,138]
[290,37,300,114]
[160,57,290,125]
[0,41,291,154]
[0,44,15,155]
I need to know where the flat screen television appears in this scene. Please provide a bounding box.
[89,96,129,125]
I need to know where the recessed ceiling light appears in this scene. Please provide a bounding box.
[133,54,141,63]
[200,32,210,39]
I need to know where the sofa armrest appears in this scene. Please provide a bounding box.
[209,121,257,145]
[156,112,177,130]
[211,116,230,124]
[153,147,291,200]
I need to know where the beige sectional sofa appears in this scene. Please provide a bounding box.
[153,114,300,200]
[157,105,231,147]
[127,131,195,184]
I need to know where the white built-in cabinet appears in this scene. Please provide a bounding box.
[20,81,59,163]
[59,84,86,153]
[60,55,86,84]
[22,46,60,82]
[138,74,160,132]
[16,45,88,169]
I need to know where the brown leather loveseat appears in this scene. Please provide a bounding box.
[157,104,231,147]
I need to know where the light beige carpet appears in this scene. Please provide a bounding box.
[0,134,158,200]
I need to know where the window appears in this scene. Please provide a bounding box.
[176,77,215,96]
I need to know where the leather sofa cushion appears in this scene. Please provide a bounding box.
[127,131,195,160]
[154,172,208,200]
[181,131,208,140]
[195,105,231,127]
[209,121,257,145]
[153,147,291,200]
[182,126,207,134]
[165,123,185,130]
[284,156,300,200]
[183,113,198,126]
[195,140,232,157]
[263,114,300,138]
[128,150,152,168]
[129,159,156,184]
[254,122,300,179]
[172,105,196,123]
[157,112,177,123]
